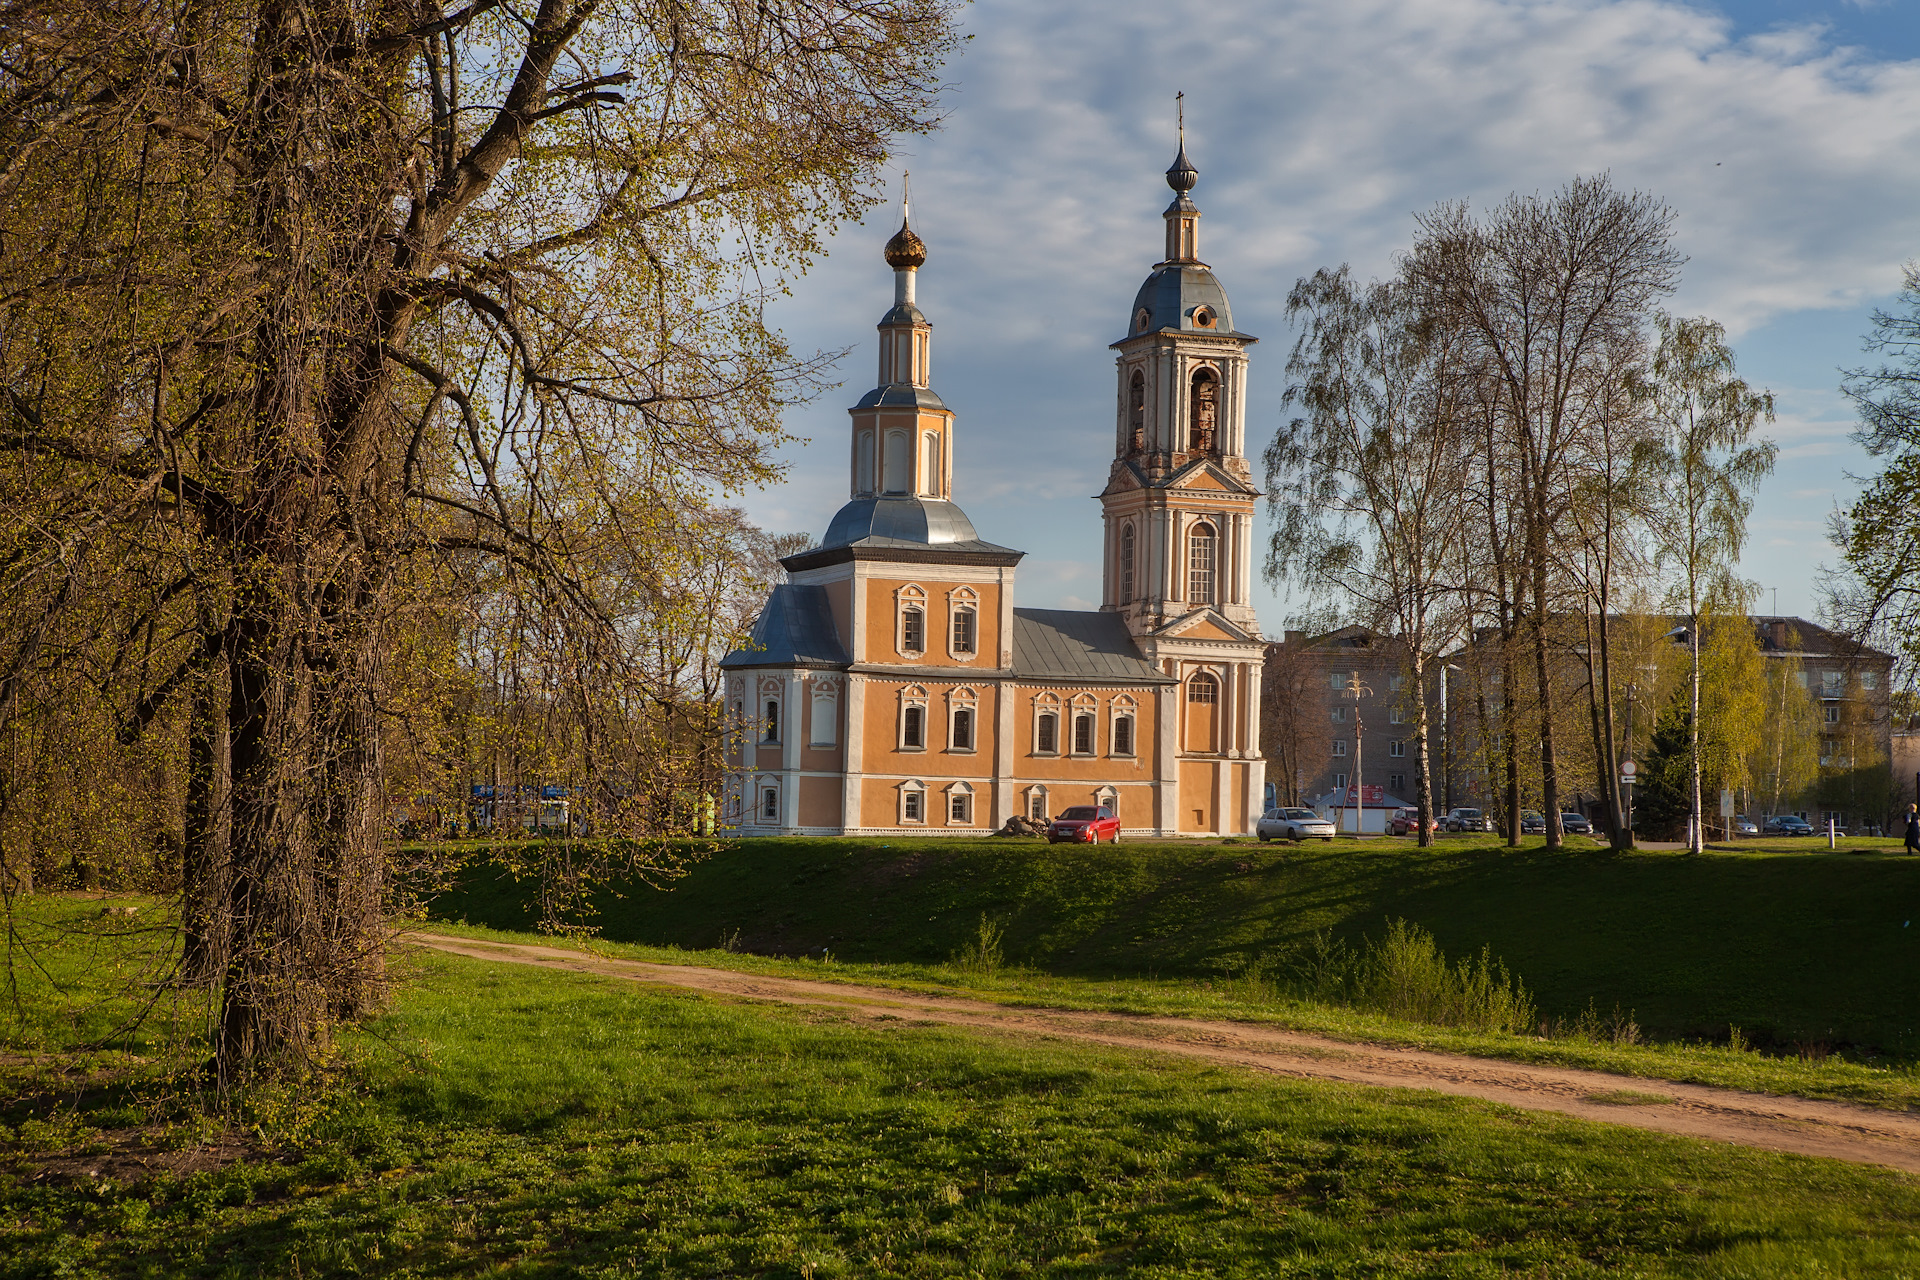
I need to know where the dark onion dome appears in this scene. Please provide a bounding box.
[1165,141,1198,193]
[884,218,926,268]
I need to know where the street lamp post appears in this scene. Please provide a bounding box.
[1342,670,1375,835]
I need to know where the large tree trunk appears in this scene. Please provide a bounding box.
[180,642,230,987]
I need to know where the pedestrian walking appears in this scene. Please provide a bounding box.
[1905,803,1920,856]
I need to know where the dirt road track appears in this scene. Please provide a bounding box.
[409,932,1920,1176]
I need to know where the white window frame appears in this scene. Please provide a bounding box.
[808,677,840,748]
[900,779,927,825]
[1026,785,1049,821]
[1109,694,1138,758]
[758,779,780,823]
[1033,692,1062,756]
[947,585,980,660]
[945,781,975,827]
[1389,739,1405,758]
[1069,693,1098,757]
[1187,520,1217,605]
[1333,740,1348,758]
[899,685,929,752]
[948,686,979,753]
[1094,785,1119,818]
[896,583,928,657]
[1120,521,1137,603]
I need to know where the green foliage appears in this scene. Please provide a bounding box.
[948,913,1006,978]
[1634,690,1695,839]
[433,833,1920,1056]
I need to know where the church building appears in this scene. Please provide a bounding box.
[721,143,1266,836]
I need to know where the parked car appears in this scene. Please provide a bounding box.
[1559,812,1592,836]
[1763,814,1813,836]
[1258,807,1337,842]
[1048,805,1120,844]
[1518,811,1546,835]
[1444,807,1494,833]
[1732,814,1759,837]
[1388,807,1436,836]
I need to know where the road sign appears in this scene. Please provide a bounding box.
[1619,760,1637,778]
[1720,790,1735,818]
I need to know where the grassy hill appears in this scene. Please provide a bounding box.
[429,834,1920,1057]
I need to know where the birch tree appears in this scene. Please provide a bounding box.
[1265,268,1476,845]
[1636,316,1776,853]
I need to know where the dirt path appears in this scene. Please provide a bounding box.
[409,932,1920,1176]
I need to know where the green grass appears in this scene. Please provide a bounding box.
[7,948,1920,1277]
[416,918,1920,1114]
[428,832,1920,1057]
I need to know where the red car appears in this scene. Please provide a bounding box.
[1388,807,1437,836]
[1047,805,1121,844]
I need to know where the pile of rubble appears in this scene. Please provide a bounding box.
[993,815,1050,838]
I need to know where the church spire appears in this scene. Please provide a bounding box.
[883,171,926,305]
[1163,95,1201,264]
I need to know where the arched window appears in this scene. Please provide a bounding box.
[900,779,926,824]
[1188,521,1217,605]
[897,584,927,656]
[1120,522,1136,605]
[882,428,910,493]
[1189,368,1218,452]
[809,680,838,748]
[1034,692,1061,755]
[948,686,978,752]
[946,781,974,826]
[900,685,929,751]
[857,430,875,494]
[1111,694,1137,757]
[763,698,781,743]
[1185,671,1218,753]
[1070,693,1097,755]
[1027,786,1049,821]
[948,586,979,657]
[1128,370,1146,453]
[923,431,942,496]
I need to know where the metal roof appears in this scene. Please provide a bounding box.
[853,384,948,411]
[720,584,850,670]
[1121,263,1252,343]
[816,496,1018,555]
[1011,608,1170,683]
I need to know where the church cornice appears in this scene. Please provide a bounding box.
[781,543,1026,573]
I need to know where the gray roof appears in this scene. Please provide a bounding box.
[853,384,949,411]
[720,584,850,669]
[1123,263,1250,342]
[1011,608,1170,683]
[817,496,1019,555]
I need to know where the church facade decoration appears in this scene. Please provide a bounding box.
[722,146,1266,836]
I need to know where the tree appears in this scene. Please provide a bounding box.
[0,0,958,1082]
[1260,635,1333,807]
[1749,634,1823,820]
[1695,604,1767,837]
[1833,262,1920,692]
[1407,176,1684,849]
[1264,268,1475,846]
[1635,316,1776,852]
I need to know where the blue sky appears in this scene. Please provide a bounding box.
[741,0,1920,631]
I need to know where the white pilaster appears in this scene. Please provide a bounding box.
[841,674,866,835]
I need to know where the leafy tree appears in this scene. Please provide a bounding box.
[1407,176,1684,848]
[0,0,957,1082]
[1835,263,1920,687]
[1265,268,1477,844]
[1635,316,1776,852]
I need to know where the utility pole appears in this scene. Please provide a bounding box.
[1343,670,1375,835]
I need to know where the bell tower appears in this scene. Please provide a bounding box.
[1100,133,1260,637]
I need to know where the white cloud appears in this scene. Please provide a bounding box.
[746,0,1920,624]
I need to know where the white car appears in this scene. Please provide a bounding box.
[1257,806,1337,842]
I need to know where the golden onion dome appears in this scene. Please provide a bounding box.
[884,219,926,269]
